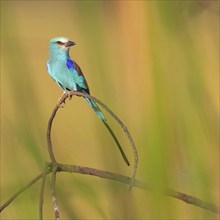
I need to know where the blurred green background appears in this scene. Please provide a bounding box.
[1,1,219,219]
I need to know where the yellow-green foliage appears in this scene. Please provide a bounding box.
[1,1,219,219]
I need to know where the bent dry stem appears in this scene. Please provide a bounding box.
[66,91,138,188]
[1,162,219,214]
[1,92,219,218]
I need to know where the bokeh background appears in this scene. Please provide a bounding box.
[1,1,219,219]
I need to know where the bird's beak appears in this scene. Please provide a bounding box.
[66,41,76,47]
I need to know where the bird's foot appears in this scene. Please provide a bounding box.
[57,91,72,108]
[67,91,72,100]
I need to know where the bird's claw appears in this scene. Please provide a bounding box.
[67,92,72,100]
[57,91,72,108]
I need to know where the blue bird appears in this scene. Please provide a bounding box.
[47,37,130,166]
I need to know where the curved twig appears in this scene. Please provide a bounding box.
[47,101,62,163]
[55,91,138,188]
[1,93,218,217]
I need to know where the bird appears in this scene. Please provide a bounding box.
[47,37,130,166]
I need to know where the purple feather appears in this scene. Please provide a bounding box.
[66,58,74,69]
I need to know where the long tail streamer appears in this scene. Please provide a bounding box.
[84,97,130,166]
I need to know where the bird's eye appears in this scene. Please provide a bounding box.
[56,41,64,45]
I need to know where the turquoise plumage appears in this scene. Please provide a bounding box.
[47,37,130,166]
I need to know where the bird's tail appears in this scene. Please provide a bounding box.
[84,97,106,121]
[84,97,130,166]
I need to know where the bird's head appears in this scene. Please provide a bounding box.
[49,37,75,55]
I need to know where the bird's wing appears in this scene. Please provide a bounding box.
[46,60,55,81]
[47,60,68,91]
[66,58,90,94]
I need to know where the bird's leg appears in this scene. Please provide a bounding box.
[67,91,73,100]
[57,91,66,108]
